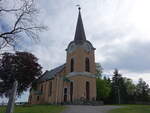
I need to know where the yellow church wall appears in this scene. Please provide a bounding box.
[66,47,96,74]
[69,75,96,101]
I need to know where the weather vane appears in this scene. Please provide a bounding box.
[76,4,81,10]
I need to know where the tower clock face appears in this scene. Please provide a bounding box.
[83,42,92,52]
[67,42,93,53]
[68,43,76,53]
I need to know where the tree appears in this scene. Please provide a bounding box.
[95,63,103,78]
[136,78,150,101]
[0,1,45,112]
[0,0,46,49]
[111,69,127,104]
[96,78,111,101]
[0,51,42,97]
[123,78,136,102]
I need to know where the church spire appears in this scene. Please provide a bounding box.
[74,7,86,44]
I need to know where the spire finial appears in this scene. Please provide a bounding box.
[76,4,81,11]
[74,4,86,44]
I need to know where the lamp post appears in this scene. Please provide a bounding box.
[114,86,120,104]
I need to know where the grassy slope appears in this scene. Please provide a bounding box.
[0,105,66,113]
[109,105,150,113]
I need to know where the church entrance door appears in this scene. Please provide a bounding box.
[64,88,67,102]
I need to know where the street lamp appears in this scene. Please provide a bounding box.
[114,86,120,104]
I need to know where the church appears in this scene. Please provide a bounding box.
[29,8,97,104]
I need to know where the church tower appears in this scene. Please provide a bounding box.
[66,8,97,102]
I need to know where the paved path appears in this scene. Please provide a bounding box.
[62,105,122,113]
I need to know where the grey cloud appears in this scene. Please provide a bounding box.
[100,40,150,73]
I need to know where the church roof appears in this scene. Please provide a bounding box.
[66,8,95,51]
[74,8,86,44]
[38,64,65,83]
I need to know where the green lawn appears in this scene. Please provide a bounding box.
[0,105,66,113]
[108,105,150,113]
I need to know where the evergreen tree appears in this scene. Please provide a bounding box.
[112,69,128,104]
[136,78,150,102]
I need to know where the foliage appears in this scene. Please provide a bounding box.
[0,105,66,113]
[123,78,136,96]
[95,63,103,78]
[96,78,111,100]
[111,69,125,104]
[0,51,42,97]
[105,69,150,104]
[135,78,150,101]
[109,105,150,113]
[96,63,111,100]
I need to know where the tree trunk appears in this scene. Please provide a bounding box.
[5,81,18,113]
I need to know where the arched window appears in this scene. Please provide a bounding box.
[49,81,52,96]
[70,82,73,102]
[85,57,90,72]
[41,84,43,93]
[70,58,74,72]
[37,96,40,101]
[86,81,90,100]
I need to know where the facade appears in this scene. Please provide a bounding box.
[29,9,97,104]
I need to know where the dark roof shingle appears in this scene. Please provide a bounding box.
[38,64,65,82]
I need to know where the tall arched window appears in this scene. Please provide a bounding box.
[70,82,73,102]
[86,81,90,100]
[49,81,52,96]
[70,58,74,72]
[41,84,43,93]
[85,57,90,72]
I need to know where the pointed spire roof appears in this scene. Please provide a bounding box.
[74,7,86,44]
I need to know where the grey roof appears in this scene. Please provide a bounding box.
[38,64,65,83]
[66,10,95,51]
[74,9,86,44]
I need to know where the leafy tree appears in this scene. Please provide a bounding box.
[96,78,111,101]
[95,63,103,78]
[0,51,42,97]
[124,78,136,96]
[123,78,136,102]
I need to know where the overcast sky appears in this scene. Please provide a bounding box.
[1,0,150,102]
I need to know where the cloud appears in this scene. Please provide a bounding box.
[98,37,150,73]
[1,0,150,102]
[27,0,150,80]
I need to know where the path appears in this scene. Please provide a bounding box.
[62,105,122,113]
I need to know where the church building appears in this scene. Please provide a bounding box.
[29,8,97,104]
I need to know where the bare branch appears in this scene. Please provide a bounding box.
[0,0,46,50]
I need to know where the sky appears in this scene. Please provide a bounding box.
[1,0,150,103]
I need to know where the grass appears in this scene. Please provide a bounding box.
[0,105,66,113]
[108,105,150,113]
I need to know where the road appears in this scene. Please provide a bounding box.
[62,105,122,113]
